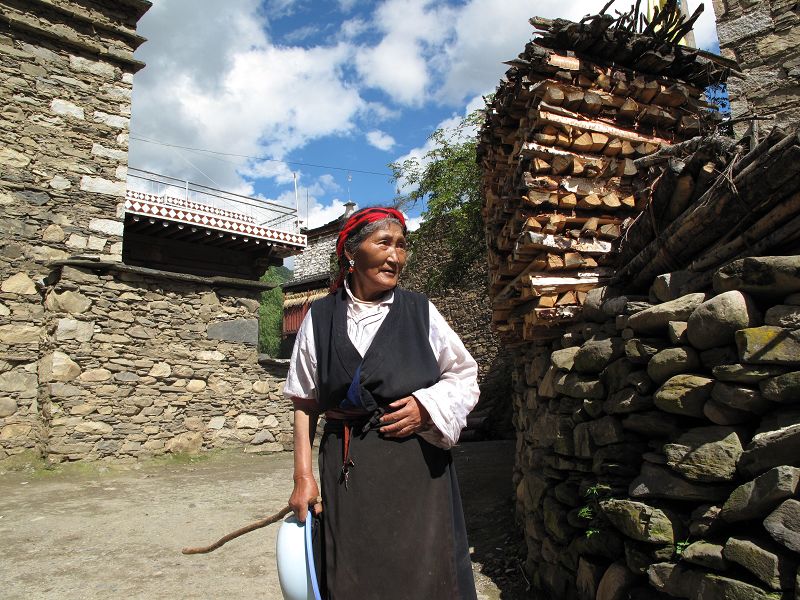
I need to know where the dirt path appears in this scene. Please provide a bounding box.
[0,440,527,600]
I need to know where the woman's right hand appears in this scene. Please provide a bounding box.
[289,474,322,521]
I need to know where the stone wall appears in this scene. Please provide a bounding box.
[403,219,513,437]
[32,263,293,462]
[715,0,800,134]
[512,256,800,599]
[292,231,335,281]
[0,0,295,462]
[0,0,150,458]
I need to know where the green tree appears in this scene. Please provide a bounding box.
[259,265,292,355]
[389,108,485,289]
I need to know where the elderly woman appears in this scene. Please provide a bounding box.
[285,206,479,599]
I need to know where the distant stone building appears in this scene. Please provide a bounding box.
[281,202,355,352]
[0,0,305,462]
[715,0,800,134]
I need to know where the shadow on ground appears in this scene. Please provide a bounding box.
[454,440,530,599]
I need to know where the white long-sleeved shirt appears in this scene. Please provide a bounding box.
[284,282,480,449]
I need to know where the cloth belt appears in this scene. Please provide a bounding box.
[326,410,384,490]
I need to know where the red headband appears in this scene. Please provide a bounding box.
[330,207,407,293]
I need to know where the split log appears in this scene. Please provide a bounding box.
[577,193,602,210]
[591,132,610,152]
[556,290,579,305]
[558,194,578,210]
[563,253,587,269]
[534,132,558,146]
[523,217,543,233]
[666,174,695,221]
[619,98,639,120]
[599,223,622,238]
[564,89,585,110]
[531,108,672,146]
[546,253,566,270]
[582,91,603,115]
[537,294,558,308]
[604,138,623,156]
[631,76,660,103]
[517,231,614,255]
[572,132,595,153]
[531,157,551,172]
[601,193,621,210]
[543,85,565,105]
[582,217,600,236]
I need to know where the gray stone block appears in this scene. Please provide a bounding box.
[206,318,258,346]
[739,420,800,478]
[627,293,706,334]
[664,426,743,483]
[629,463,731,502]
[764,499,800,554]
[723,536,797,591]
[736,327,800,366]
[687,290,762,350]
[722,466,800,523]
[654,374,714,417]
[760,371,800,404]
[715,256,800,299]
[647,346,700,383]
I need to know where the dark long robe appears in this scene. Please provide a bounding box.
[310,287,477,600]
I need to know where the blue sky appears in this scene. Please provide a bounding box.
[129,0,721,235]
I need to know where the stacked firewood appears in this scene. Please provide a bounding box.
[478,4,728,343]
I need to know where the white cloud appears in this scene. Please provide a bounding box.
[339,17,368,39]
[403,214,423,232]
[266,0,300,18]
[307,199,355,229]
[337,0,360,13]
[691,0,720,51]
[366,130,396,151]
[282,24,322,44]
[131,2,369,198]
[353,0,455,105]
[355,36,430,106]
[317,174,342,192]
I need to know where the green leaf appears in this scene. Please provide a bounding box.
[389,106,488,290]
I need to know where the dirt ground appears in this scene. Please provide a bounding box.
[0,440,528,600]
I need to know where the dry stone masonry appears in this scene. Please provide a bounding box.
[715,0,800,136]
[38,262,292,461]
[480,6,800,600]
[0,0,150,459]
[0,0,294,462]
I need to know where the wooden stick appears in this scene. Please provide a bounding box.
[181,501,317,555]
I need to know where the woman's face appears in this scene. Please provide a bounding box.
[347,222,407,301]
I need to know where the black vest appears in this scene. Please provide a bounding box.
[310,287,440,412]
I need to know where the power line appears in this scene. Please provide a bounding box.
[129,135,393,178]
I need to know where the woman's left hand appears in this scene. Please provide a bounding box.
[380,395,431,438]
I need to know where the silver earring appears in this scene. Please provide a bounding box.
[348,259,355,273]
